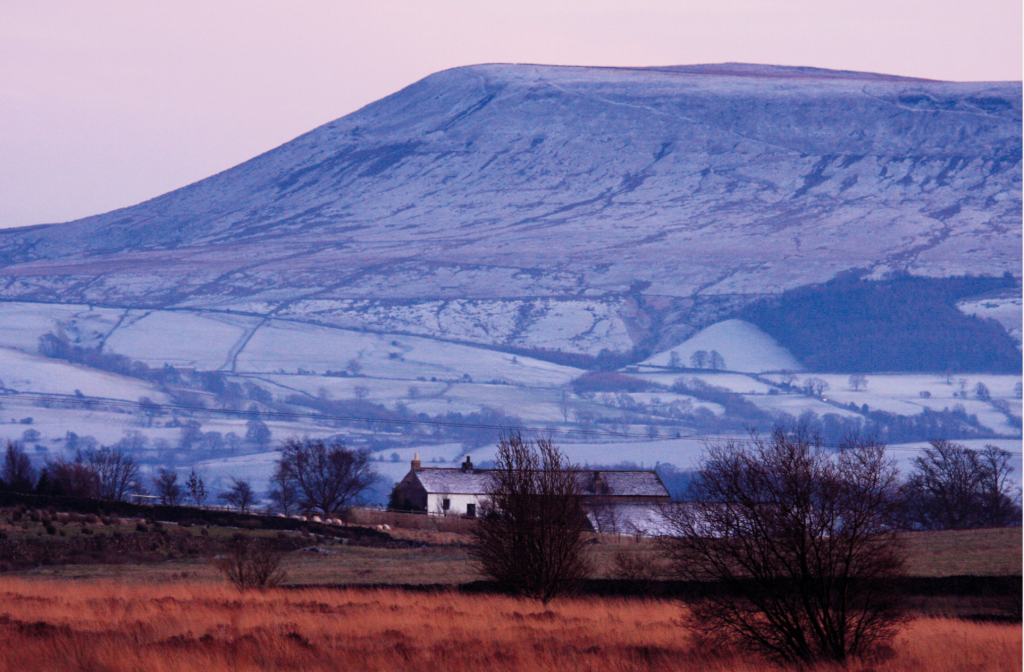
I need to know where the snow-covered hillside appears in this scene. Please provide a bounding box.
[0,63,1017,357]
[0,64,1018,499]
[640,319,802,373]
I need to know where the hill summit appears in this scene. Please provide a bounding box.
[0,63,1018,356]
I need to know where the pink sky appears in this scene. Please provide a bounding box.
[1,0,1020,229]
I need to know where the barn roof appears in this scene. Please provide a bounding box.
[411,468,669,498]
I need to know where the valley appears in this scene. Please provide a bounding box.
[0,298,1017,501]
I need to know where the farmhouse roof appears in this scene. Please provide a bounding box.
[411,467,669,498]
[414,469,495,495]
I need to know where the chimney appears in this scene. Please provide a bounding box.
[462,455,473,473]
[411,453,421,470]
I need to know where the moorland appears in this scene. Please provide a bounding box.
[0,500,1020,671]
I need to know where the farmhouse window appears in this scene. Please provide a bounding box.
[442,498,450,511]
[466,503,476,517]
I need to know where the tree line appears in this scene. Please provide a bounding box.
[0,437,379,517]
[740,272,1021,372]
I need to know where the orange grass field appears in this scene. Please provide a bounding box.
[0,579,1019,672]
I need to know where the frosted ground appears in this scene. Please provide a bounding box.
[0,300,1018,502]
[639,319,802,373]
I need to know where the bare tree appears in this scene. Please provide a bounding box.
[802,377,830,397]
[219,477,259,513]
[277,438,378,515]
[709,350,726,371]
[83,447,143,502]
[268,462,300,515]
[586,500,619,534]
[245,418,271,447]
[558,389,571,424]
[1,441,35,492]
[469,432,592,603]
[153,468,182,506]
[216,537,288,591]
[973,382,991,401]
[668,351,682,370]
[902,440,1021,530]
[848,374,868,391]
[186,469,207,507]
[659,429,906,664]
[690,350,710,369]
[45,455,99,498]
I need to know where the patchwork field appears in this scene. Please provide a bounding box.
[0,298,1017,506]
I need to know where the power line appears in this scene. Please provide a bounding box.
[2,391,1020,455]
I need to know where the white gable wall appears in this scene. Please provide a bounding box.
[427,492,487,516]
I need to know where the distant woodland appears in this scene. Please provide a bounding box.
[741,273,1021,373]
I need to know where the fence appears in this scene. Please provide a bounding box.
[348,507,477,534]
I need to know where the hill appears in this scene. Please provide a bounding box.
[0,63,1017,359]
[0,64,1017,482]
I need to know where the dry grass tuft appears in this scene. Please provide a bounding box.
[0,578,1018,671]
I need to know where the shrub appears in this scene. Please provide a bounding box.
[216,538,288,591]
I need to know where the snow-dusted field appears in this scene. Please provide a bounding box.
[641,320,803,373]
[275,298,635,356]
[0,347,167,402]
[0,302,122,351]
[631,371,777,394]
[0,298,1016,507]
[237,320,580,385]
[776,373,1023,435]
[104,310,259,369]
[744,394,865,419]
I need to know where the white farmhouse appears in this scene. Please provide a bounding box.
[391,454,671,525]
